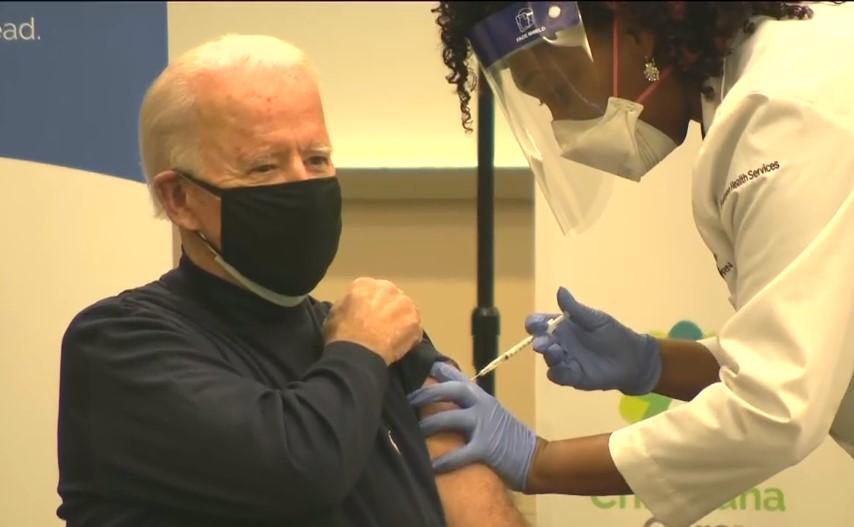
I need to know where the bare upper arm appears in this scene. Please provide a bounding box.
[418,375,528,527]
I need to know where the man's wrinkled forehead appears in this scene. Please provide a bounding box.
[183,64,330,173]
[191,65,320,121]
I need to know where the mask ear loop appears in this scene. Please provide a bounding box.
[172,170,224,256]
[196,230,222,258]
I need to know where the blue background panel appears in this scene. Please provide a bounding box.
[0,2,167,182]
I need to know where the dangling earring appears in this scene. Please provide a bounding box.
[643,57,660,83]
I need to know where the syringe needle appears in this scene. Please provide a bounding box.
[471,314,565,380]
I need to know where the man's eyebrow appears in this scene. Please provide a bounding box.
[236,147,277,167]
[305,144,333,155]
[236,144,334,168]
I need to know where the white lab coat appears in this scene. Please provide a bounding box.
[609,4,854,526]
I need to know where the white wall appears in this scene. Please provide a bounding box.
[0,159,172,526]
[167,1,527,168]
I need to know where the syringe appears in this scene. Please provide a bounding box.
[471,314,565,380]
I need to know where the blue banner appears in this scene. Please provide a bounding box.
[0,2,167,182]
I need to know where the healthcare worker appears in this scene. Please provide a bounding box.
[409,2,854,526]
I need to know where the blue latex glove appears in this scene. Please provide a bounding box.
[527,287,661,395]
[407,361,536,491]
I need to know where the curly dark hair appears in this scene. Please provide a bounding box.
[434,1,816,132]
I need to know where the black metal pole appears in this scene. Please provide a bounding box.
[472,71,499,396]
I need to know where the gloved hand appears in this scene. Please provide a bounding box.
[527,287,661,395]
[407,361,536,491]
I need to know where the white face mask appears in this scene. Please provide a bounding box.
[551,96,677,182]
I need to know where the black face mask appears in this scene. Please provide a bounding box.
[178,171,342,297]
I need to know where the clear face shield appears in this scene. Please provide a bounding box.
[469,1,676,235]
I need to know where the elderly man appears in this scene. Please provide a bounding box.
[57,35,525,526]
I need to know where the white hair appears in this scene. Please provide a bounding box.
[138,34,315,216]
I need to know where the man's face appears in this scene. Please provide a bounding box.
[185,66,335,249]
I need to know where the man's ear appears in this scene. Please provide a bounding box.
[152,170,203,231]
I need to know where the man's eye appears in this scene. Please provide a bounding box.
[251,164,277,174]
[307,156,331,168]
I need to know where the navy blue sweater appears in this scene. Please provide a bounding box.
[57,256,447,526]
